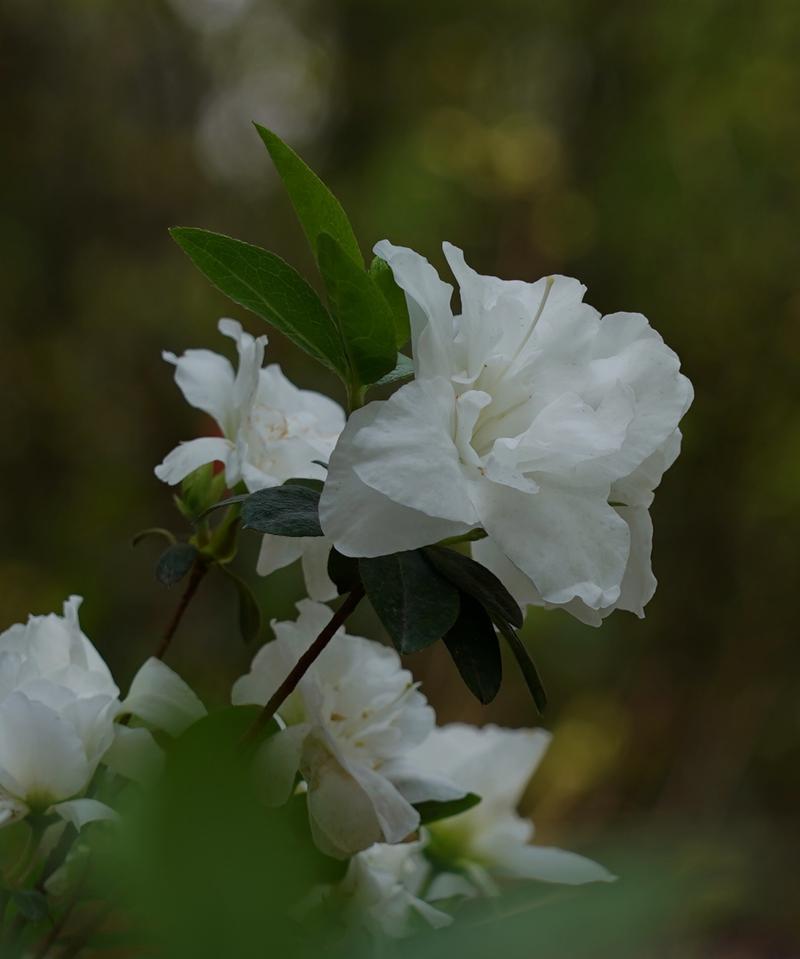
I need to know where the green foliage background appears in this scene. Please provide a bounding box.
[1,0,798,952]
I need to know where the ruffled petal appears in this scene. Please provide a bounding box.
[51,798,119,831]
[122,658,206,737]
[154,437,233,486]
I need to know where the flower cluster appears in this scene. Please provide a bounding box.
[0,596,205,831]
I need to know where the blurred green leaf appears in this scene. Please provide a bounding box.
[170,228,349,379]
[359,550,460,654]
[12,889,49,922]
[241,485,323,537]
[255,124,363,268]
[369,255,411,348]
[155,543,198,586]
[444,592,502,705]
[318,232,397,386]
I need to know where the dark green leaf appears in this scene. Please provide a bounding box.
[254,124,363,267]
[220,567,262,644]
[132,527,176,549]
[241,485,322,537]
[156,543,198,586]
[318,232,397,386]
[170,228,348,378]
[443,593,502,704]
[359,551,460,654]
[496,620,548,714]
[374,353,415,388]
[415,792,481,825]
[12,889,49,922]
[369,256,411,348]
[283,477,324,492]
[327,548,360,596]
[425,546,523,628]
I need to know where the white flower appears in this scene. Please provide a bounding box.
[406,724,614,895]
[232,600,464,858]
[319,242,693,624]
[155,317,345,601]
[0,597,206,829]
[337,838,452,938]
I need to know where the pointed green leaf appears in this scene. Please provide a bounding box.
[318,232,397,386]
[220,567,262,644]
[156,543,198,587]
[415,792,481,825]
[373,353,415,389]
[424,546,523,628]
[254,124,363,267]
[327,548,361,596]
[495,620,548,714]
[443,592,502,705]
[170,228,349,379]
[359,550,460,654]
[369,255,411,348]
[241,485,323,537]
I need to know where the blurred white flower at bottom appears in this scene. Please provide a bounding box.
[407,724,615,896]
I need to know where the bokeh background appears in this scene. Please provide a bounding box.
[2,0,799,953]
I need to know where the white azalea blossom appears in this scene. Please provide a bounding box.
[232,600,464,859]
[407,724,615,895]
[336,837,452,938]
[319,242,693,623]
[0,597,206,830]
[155,317,344,601]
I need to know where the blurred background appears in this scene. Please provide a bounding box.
[2,0,799,953]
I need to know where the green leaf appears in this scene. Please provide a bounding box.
[241,485,323,537]
[373,353,415,389]
[369,256,411,348]
[443,592,502,704]
[424,546,523,628]
[177,462,227,520]
[359,551,460,654]
[495,621,548,714]
[318,232,397,386]
[254,124,363,267]
[327,548,360,596]
[220,567,262,644]
[415,792,481,825]
[170,228,349,379]
[12,889,49,922]
[156,543,198,586]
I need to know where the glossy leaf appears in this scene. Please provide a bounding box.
[241,485,323,537]
[254,124,363,267]
[425,546,523,628]
[495,620,548,714]
[327,548,360,596]
[443,593,502,705]
[415,792,481,825]
[374,353,415,388]
[220,567,262,644]
[359,550,460,654]
[170,228,348,378]
[369,255,411,347]
[318,232,397,386]
[156,543,198,587]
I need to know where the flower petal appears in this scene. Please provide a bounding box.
[475,479,630,609]
[102,725,164,783]
[51,798,119,831]
[154,437,233,486]
[163,347,235,433]
[493,843,616,885]
[122,658,206,737]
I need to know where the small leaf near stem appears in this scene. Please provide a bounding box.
[240,585,365,747]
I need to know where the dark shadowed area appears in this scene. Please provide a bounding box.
[2,0,799,953]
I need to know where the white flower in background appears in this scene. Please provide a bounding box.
[336,838,452,938]
[0,597,206,830]
[319,242,693,624]
[232,600,464,859]
[406,724,614,896]
[155,318,345,601]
